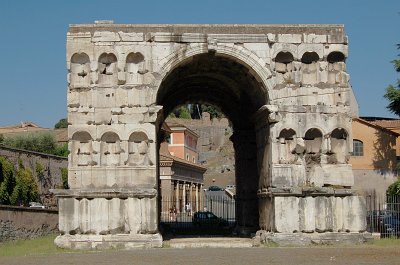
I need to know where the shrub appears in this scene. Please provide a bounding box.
[0,156,16,204]
[60,168,69,189]
[387,180,400,196]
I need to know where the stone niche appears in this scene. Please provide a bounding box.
[70,53,90,88]
[301,52,319,86]
[327,51,348,86]
[100,132,122,166]
[98,53,118,86]
[277,128,297,164]
[126,131,153,166]
[70,131,95,167]
[125,52,145,85]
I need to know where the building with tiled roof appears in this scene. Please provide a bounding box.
[350,118,400,197]
[159,123,206,218]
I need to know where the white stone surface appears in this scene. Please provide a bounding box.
[59,23,364,249]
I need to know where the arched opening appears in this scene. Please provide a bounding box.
[156,52,268,236]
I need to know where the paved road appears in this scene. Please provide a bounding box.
[1,246,399,265]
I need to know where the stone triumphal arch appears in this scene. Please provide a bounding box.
[54,22,366,249]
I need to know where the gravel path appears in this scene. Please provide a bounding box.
[1,246,399,265]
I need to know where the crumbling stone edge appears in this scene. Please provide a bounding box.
[252,230,374,247]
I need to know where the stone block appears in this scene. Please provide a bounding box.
[343,196,366,232]
[108,198,125,233]
[299,197,315,232]
[79,198,91,234]
[322,164,354,187]
[118,32,144,42]
[271,164,293,187]
[303,34,327,44]
[94,109,112,125]
[274,197,300,233]
[59,198,79,234]
[277,34,302,44]
[93,31,121,42]
[90,198,108,234]
[125,197,141,234]
[68,169,81,189]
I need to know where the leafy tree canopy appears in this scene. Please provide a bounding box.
[384,44,400,116]
[54,118,68,129]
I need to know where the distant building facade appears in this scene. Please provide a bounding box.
[159,123,206,216]
[350,118,399,197]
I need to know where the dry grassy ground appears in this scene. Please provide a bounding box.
[1,236,400,265]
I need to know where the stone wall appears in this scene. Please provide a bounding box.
[0,146,67,206]
[353,169,397,198]
[0,205,58,241]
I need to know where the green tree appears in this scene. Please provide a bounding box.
[3,132,57,154]
[53,143,69,157]
[172,105,192,119]
[200,104,224,119]
[384,44,400,115]
[54,118,68,129]
[10,166,39,206]
[0,156,16,204]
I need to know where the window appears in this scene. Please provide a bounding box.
[352,140,364,156]
[186,154,189,161]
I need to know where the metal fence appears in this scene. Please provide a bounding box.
[160,194,236,235]
[366,194,400,238]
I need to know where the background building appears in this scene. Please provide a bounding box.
[350,118,399,197]
[159,123,206,216]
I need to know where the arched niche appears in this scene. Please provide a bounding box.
[301,52,319,85]
[329,128,348,164]
[278,128,297,163]
[98,53,118,86]
[304,128,323,154]
[274,51,294,73]
[70,53,90,87]
[327,51,347,85]
[100,132,121,166]
[71,131,94,167]
[125,52,145,84]
[126,131,153,166]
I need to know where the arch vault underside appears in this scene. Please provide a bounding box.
[54,23,367,249]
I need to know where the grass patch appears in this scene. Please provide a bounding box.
[368,237,400,247]
[0,234,75,257]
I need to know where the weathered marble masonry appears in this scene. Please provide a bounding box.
[53,22,366,249]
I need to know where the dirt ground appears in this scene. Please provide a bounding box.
[1,246,399,265]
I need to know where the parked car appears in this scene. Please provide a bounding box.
[208,186,223,191]
[193,211,228,227]
[29,202,46,209]
[381,214,400,238]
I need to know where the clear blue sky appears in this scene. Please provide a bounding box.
[0,0,399,128]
